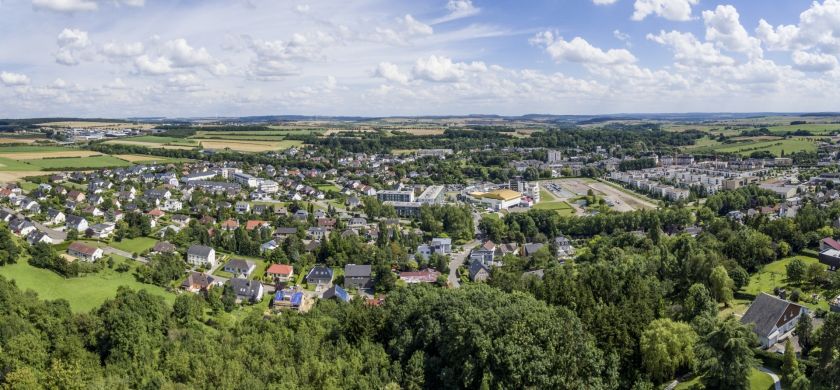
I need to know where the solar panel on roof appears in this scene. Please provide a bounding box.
[291,292,303,306]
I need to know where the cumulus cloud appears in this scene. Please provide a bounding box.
[791,50,838,72]
[134,55,173,75]
[101,41,144,58]
[756,0,840,54]
[55,28,92,66]
[647,30,735,66]
[1,71,31,86]
[632,0,698,21]
[374,62,410,84]
[531,31,636,65]
[702,5,763,59]
[593,0,618,4]
[411,55,486,82]
[613,30,631,47]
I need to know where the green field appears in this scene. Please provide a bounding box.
[0,156,40,171]
[697,138,816,157]
[24,155,132,169]
[534,200,575,215]
[126,136,198,145]
[0,259,175,312]
[674,368,774,390]
[683,136,723,150]
[0,145,70,153]
[740,255,829,312]
[766,123,840,135]
[191,134,290,141]
[315,184,340,192]
[109,237,158,254]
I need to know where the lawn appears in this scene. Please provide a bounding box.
[0,258,175,313]
[740,255,829,312]
[109,237,157,254]
[24,155,132,169]
[315,184,340,192]
[709,138,817,157]
[126,135,198,145]
[673,368,774,390]
[0,156,40,171]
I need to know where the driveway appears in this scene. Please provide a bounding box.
[449,239,479,288]
[759,366,781,390]
[102,246,148,263]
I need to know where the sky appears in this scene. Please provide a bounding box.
[0,0,839,118]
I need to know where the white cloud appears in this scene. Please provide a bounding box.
[295,4,310,13]
[613,29,631,47]
[411,55,486,82]
[632,0,698,21]
[101,41,144,58]
[791,50,838,72]
[756,0,840,54]
[702,5,762,59]
[434,0,480,24]
[402,15,433,36]
[55,28,92,66]
[1,71,31,86]
[163,39,215,67]
[248,60,300,80]
[647,30,735,66]
[531,32,636,65]
[374,62,410,84]
[167,73,203,91]
[134,55,173,75]
[32,0,97,12]
[593,0,618,5]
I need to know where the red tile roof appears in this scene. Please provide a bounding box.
[267,263,293,276]
[823,237,840,251]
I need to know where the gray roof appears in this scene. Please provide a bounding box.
[226,278,261,298]
[344,264,372,278]
[469,260,490,279]
[187,244,214,257]
[741,292,801,337]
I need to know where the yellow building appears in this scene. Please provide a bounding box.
[469,189,523,210]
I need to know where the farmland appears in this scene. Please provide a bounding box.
[693,138,817,156]
[24,155,132,169]
[199,139,302,152]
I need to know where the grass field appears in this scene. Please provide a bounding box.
[0,145,70,153]
[122,135,197,145]
[4,150,102,159]
[740,255,829,312]
[694,138,817,156]
[103,140,198,150]
[0,258,175,312]
[109,237,158,254]
[315,184,340,192]
[674,368,774,390]
[0,156,40,171]
[766,123,840,135]
[24,155,132,169]
[0,137,44,144]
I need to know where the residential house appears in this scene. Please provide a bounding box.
[87,223,115,239]
[266,263,294,282]
[65,215,89,232]
[151,241,176,254]
[399,268,441,284]
[470,240,497,266]
[235,201,251,214]
[186,244,216,268]
[307,227,328,240]
[226,278,264,302]
[45,209,65,225]
[306,265,334,290]
[322,284,351,302]
[820,237,840,252]
[67,242,104,262]
[220,219,240,231]
[223,259,257,278]
[180,272,217,293]
[469,260,491,282]
[819,248,840,271]
[343,264,372,289]
[741,292,807,348]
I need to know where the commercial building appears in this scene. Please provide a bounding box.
[377,190,415,203]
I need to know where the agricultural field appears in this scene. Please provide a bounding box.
[199,139,302,152]
[125,135,198,145]
[0,150,101,159]
[0,157,39,171]
[0,145,70,153]
[103,139,197,150]
[113,154,190,163]
[0,258,174,312]
[0,137,47,144]
[765,123,840,135]
[24,155,131,169]
[706,138,817,156]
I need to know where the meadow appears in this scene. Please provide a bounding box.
[24,155,132,169]
[0,258,175,312]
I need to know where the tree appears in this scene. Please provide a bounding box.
[172,294,204,325]
[696,316,757,390]
[682,283,718,322]
[794,311,813,356]
[0,223,20,266]
[786,258,806,284]
[709,266,734,306]
[806,262,828,286]
[640,319,697,383]
[814,313,840,387]
[404,350,425,390]
[781,339,805,386]
[221,284,237,312]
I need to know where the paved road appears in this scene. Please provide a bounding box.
[449,239,479,288]
[102,246,148,263]
[759,366,782,390]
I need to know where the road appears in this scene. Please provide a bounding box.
[759,366,781,390]
[448,211,483,288]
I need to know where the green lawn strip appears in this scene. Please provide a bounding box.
[109,237,157,254]
[0,258,174,313]
[24,155,132,169]
[314,184,340,192]
[0,156,41,171]
[673,368,773,390]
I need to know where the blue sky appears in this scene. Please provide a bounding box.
[0,0,839,117]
